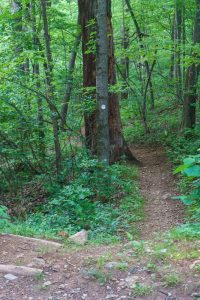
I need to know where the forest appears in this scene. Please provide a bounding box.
[0,0,200,299]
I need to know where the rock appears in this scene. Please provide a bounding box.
[105,262,128,270]
[190,260,200,269]
[125,275,139,288]
[68,230,88,245]
[105,295,118,299]
[162,193,171,200]
[191,293,200,298]
[42,281,52,288]
[4,274,18,281]
[28,258,46,268]
[59,283,68,289]
[81,294,87,299]
[129,266,140,273]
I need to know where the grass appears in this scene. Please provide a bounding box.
[162,272,182,287]
[81,268,112,285]
[194,264,200,273]
[132,283,153,296]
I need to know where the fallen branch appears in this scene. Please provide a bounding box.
[0,265,42,276]
[1,234,62,248]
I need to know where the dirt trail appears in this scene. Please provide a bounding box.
[0,146,196,300]
[133,145,185,239]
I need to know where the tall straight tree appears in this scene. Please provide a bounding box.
[96,0,110,163]
[41,0,62,174]
[182,0,200,129]
[31,0,45,160]
[174,0,183,101]
[125,0,155,110]
[121,3,129,99]
[60,16,81,131]
[78,0,97,152]
[78,0,125,163]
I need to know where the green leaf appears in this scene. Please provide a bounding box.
[174,164,190,174]
[183,157,195,165]
[184,166,200,177]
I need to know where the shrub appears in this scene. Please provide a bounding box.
[175,152,200,221]
[0,205,10,229]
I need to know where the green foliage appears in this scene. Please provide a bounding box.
[0,205,10,229]
[175,152,200,221]
[1,160,143,243]
[132,283,153,296]
[163,273,182,287]
[169,223,200,240]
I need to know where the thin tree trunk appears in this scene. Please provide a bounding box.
[170,15,175,79]
[41,0,62,174]
[174,0,183,101]
[182,0,200,129]
[31,0,45,159]
[121,3,129,99]
[125,0,155,110]
[96,0,110,163]
[60,17,81,131]
[107,0,124,163]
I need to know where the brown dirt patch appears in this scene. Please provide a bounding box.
[132,145,185,239]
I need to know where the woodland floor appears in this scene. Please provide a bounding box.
[0,146,200,300]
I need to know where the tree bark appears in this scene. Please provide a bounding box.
[182,0,200,129]
[174,0,183,101]
[107,1,124,163]
[121,4,129,99]
[41,0,62,174]
[78,0,128,163]
[60,16,81,131]
[78,0,97,153]
[125,0,155,110]
[96,0,110,163]
[30,0,45,160]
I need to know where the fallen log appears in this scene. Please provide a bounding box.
[1,233,62,248]
[0,265,42,276]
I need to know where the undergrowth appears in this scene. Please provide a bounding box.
[0,158,144,244]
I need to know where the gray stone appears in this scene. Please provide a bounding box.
[125,275,139,288]
[42,281,52,288]
[68,230,88,245]
[4,273,18,281]
[105,295,118,299]
[105,262,128,270]
[28,258,46,268]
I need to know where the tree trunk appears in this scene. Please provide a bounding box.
[41,0,62,174]
[31,0,45,160]
[78,0,97,153]
[182,0,200,129]
[60,16,81,131]
[121,5,129,99]
[125,0,155,110]
[96,0,110,163]
[107,1,124,163]
[174,0,183,101]
[78,0,129,163]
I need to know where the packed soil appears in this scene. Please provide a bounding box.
[0,146,199,300]
[132,146,185,239]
